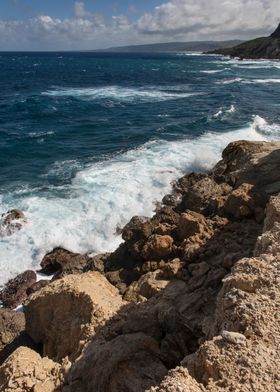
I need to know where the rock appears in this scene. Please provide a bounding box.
[124,270,169,301]
[26,280,50,296]
[177,173,231,215]
[24,272,125,361]
[177,211,207,240]
[122,216,153,242]
[84,253,110,273]
[224,183,255,219]
[0,309,25,365]
[221,330,246,345]
[141,235,174,261]
[147,367,204,392]
[263,195,280,231]
[213,140,280,195]
[0,270,37,309]
[63,333,168,392]
[0,209,26,237]
[0,347,65,392]
[40,247,89,278]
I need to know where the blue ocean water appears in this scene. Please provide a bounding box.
[0,51,280,285]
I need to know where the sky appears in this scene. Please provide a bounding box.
[0,0,279,50]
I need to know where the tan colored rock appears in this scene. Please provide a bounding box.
[0,347,64,392]
[125,270,169,301]
[177,211,207,240]
[263,194,280,231]
[141,235,174,261]
[147,367,204,392]
[63,333,168,392]
[25,272,125,361]
[0,310,25,365]
[224,183,254,219]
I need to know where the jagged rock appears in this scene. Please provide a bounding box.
[141,235,174,261]
[177,211,208,240]
[213,140,280,195]
[263,195,280,231]
[224,183,255,219]
[0,347,65,392]
[177,173,231,215]
[0,209,26,237]
[40,247,89,278]
[0,309,25,365]
[63,333,168,392]
[122,216,153,242]
[24,272,125,361]
[124,270,169,301]
[26,280,50,296]
[147,367,204,392]
[0,270,37,309]
[84,253,110,273]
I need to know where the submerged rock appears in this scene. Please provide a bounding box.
[0,209,26,237]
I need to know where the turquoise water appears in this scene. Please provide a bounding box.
[0,52,280,285]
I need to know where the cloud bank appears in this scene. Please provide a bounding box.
[0,0,279,50]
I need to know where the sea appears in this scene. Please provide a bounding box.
[0,51,280,287]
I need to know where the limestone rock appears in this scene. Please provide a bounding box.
[63,333,168,392]
[0,347,64,392]
[24,272,125,361]
[124,270,169,301]
[0,310,25,365]
[0,270,37,309]
[177,211,207,240]
[141,235,174,261]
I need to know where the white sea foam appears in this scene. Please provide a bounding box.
[217,78,280,85]
[42,86,200,103]
[213,105,236,118]
[1,116,279,287]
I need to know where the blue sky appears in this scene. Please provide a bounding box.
[0,0,278,50]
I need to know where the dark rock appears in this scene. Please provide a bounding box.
[0,271,37,309]
[84,253,110,273]
[122,216,153,242]
[26,280,50,296]
[0,209,26,237]
[40,247,89,278]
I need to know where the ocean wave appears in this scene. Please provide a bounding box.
[214,105,236,118]
[42,86,200,103]
[217,78,280,85]
[0,116,279,287]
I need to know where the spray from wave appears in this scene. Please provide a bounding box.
[0,116,279,286]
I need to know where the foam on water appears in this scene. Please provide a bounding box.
[0,116,279,287]
[43,86,200,103]
[217,78,280,85]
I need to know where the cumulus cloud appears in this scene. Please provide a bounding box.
[0,0,278,50]
[137,0,280,40]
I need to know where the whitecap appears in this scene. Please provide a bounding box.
[0,116,279,287]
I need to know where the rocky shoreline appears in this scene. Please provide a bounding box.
[0,140,280,391]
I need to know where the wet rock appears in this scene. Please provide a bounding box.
[141,235,174,261]
[24,272,125,361]
[0,209,26,237]
[0,270,37,309]
[0,347,65,392]
[40,247,89,278]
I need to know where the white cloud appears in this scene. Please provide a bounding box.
[0,0,278,50]
[137,0,280,40]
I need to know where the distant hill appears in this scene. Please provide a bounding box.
[95,40,243,53]
[207,24,280,59]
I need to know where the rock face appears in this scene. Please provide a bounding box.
[0,270,37,309]
[24,272,125,361]
[207,24,280,59]
[2,140,280,392]
[0,347,65,392]
[0,209,26,237]
[0,310,25,366]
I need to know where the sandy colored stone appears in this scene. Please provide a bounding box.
[25,272,125,361]
[141,235,174,261]
[0,347,64,392]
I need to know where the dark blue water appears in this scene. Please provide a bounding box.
[0,52,279,285]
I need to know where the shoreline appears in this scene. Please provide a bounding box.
[1,139,280,391]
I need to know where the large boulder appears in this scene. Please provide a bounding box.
[24,272,125,361]
[0,310,25,365]
[63,333,168,392]
[0,270,37,309]
[213,140,280,195]
[0,347,65,392]
[0,209,26,237]
[177,210,208,241]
